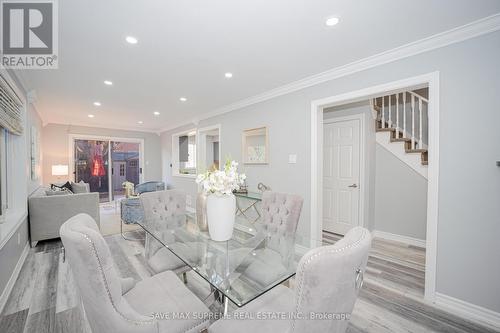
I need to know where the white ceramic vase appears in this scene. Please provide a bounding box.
[206,194,236,241]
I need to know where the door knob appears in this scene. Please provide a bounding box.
[348,184,358,188]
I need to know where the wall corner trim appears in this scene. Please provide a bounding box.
[0,242,30,314]
[159,13,500,133]
[435,292,500,331]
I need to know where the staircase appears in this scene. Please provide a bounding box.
[371,90,429,179]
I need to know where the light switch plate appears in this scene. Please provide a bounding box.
[288,154,297,164]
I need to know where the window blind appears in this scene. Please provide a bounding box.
[0,74,23,135]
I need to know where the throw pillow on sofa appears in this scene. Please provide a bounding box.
[71,181,90,194]
[51,181,73,193]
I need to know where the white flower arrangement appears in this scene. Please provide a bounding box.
[196,160,246,196]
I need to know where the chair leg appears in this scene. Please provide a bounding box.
[182,271,188,284]
[121,220,145,241]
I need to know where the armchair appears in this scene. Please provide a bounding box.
[209,227,372,333]
[60,213,210,333]
[120,181,165,241]
[135,181,166,195]
[139,190,193,277]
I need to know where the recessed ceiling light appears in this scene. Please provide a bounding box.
[93,102,101,106]
[153,111,160,116]
[325,17,339,27]
[104,80,113,86]
[125,36,138,44]
[137,120,143,124]
[179,97,187,102]
[224,72,233,78]
[88,114,95,118]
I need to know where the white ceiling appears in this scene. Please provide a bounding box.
[16,0,500,132]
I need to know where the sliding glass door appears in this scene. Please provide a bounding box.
[73,137,142,203]
[74,139,110,202]
[111,141,140,201]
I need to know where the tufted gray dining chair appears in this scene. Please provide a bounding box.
[60,213,210,333]
[235,191,303,287]
[260,191,303,247]
[209,226,372,333]
[140,190,194,276]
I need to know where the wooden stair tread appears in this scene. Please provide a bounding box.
[406,148,427,153]
[390,138,411,143]
[376,127,395,132]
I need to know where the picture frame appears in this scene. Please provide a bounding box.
[242,126,269,164]
[30,125,40,181]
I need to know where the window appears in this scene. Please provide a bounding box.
[0,71,27,239]
[172,130,197,176]
[0,72,21,219]
[119,164,125,176]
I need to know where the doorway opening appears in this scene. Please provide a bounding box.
[310,72,439,302]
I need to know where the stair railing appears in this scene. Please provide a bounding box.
[375,90,428,150]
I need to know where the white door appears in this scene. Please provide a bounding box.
[112,162,126,190]
[323,118,361,235]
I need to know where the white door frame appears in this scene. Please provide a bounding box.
[197,124,222,172]
[68,134,145,201]
[310,71,440,303]
[323,113,366,234]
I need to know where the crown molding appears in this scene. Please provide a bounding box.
[44,121,161,135]
[159,13,500,133]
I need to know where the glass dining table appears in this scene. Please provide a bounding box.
[136,213,303,315]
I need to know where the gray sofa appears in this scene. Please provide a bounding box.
[28,187,100,246]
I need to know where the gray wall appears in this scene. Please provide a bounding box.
[0,219,29,301]
[0,73,42,304]
[374,144,427,240]
[42,123,162,185]
[160,31,500,313]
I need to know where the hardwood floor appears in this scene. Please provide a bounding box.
[0,231,498,333]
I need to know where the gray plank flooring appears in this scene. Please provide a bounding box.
[0,230,497,333]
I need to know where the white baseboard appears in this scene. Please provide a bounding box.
[373,230,426,248]
[0,242,30,314]
[435,292,500,330]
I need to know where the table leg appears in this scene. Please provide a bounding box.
[121,219,145,241]
[249,201,261,222]
[235,198,245,217]
[236,197,261,222]
[209,286,230,316]
[222,295,229,316]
